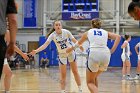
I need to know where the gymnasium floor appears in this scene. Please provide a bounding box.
[0,67,139,93]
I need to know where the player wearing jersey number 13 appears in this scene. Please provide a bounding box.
[66,18,121,93]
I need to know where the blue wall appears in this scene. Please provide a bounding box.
[108,36,140,67]
[39,36,140,67]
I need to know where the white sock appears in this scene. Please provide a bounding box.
[78,86,82,90]
[61,90,65,93]
[5,91,10,93]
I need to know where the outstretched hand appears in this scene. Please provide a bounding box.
[22,53,29,61]
[6,42,15,58]
[29,50,37,56]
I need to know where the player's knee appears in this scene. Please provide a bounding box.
[127,64,131,67]
[87,82,94,88]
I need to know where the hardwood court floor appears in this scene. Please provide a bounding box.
[0,67,140,93]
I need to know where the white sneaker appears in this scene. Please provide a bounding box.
[5,91,10,93]
[61,90,66,93]
[126,76,133,80]
[134,75,140,79]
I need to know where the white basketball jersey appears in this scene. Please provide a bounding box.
[136,42,140,55]
[47,29,74,54]
[87,28,108,48]
[122,41,130,56]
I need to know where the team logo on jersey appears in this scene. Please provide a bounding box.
[56,39,67,49]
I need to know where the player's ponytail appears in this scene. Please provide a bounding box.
[91,18,101,29]
[46,28,55,37]
[124,35,130,40]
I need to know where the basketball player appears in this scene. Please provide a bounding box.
[3,30,29,93]
[30,20,83,93]
[0,0,18,80]
[66,18,121,93]
[134,42,140,79]
[128,0,140,20]
[121,35,132,80]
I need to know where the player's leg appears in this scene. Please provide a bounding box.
[3,58,12,93]
[69,51,82,92]
[59,58,67,93]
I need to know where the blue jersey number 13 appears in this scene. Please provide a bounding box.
[94,30,102,36]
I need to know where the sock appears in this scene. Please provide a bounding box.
[5,91,10,93]
[61,90,65,93]
[123,75,125,77]
[78,86,82,90]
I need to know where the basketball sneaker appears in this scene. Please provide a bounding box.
[126,75,133,80]
[134,75,140,80]
[79,89,82,93]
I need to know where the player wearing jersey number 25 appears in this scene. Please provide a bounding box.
[30,20,83,93]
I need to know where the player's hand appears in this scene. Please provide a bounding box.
[29,50,37,56]
[6,42,15,58]
[22,53,29,61]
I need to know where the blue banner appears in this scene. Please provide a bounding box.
[23,0,37,27]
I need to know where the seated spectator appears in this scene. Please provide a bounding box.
[40,52,49,69]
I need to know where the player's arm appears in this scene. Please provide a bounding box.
[67,30,77,43]
[30,34,54,56]
[4,30,10,45]
[78,32,88,45]
[71,37,77,43]
[5,30,29,61]
[68,31,83,51]
[7,14,17,44]
[108,32,121,53]
[14,45,29,61]
[121,41,128,49]
[135,43,139,55]
[66,32,88,53]
[6,0,18,57]
[30,41,50,56]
